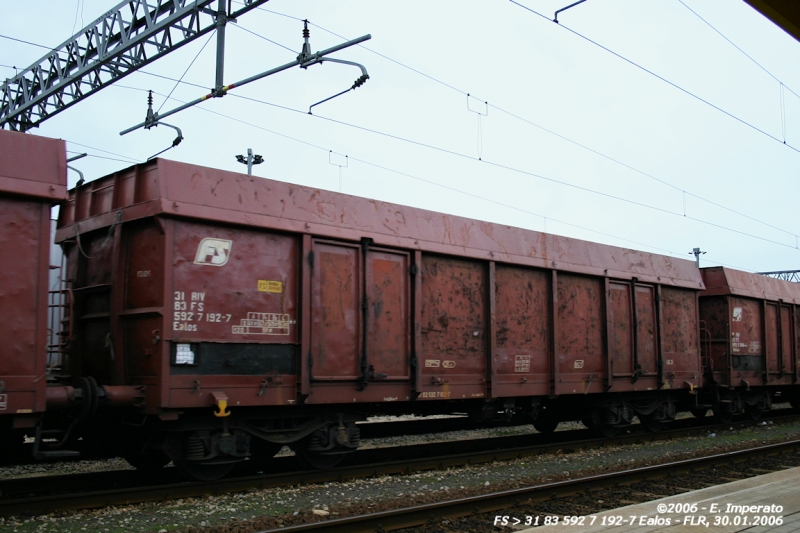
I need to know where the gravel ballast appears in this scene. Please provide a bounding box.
[1,418,799,533]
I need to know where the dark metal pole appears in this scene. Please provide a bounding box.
[214,0,227,93]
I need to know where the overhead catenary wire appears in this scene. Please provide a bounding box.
[67,150,138,164]
[251,10,800,241]
[8,15,796,244]
[71,0,84,36]
[130,85,684,258]
[677,0,800,101]
[231,23,298,55]
[64,140,139,163]
[5,14,794,269]
[157,32,215,114]
[0,32,56,52]
[98,75,760,272]
[122,71,800,253]
[108,82,675,255]
[6,26,793,254]
[168,88,761,272]
[233,93,800,251]
[508,0,800,156]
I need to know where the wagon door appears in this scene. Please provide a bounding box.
[311,241,361,380]
[310,240,410,386]
[609,282,633,376]
[780,305,794,375]
[765,303,779,378]
[366,249,411,380]
[634,284,658,375]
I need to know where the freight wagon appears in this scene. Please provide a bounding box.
[698,266,800,420]
[49,157,707,479]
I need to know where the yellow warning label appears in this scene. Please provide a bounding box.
[258,280,283,293]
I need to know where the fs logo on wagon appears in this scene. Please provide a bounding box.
[194,238,232,266]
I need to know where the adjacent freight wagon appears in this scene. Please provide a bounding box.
[0,130,67,450]
[699,266,800,420]
[52,158,706,478]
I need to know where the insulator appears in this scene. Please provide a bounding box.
[147,90,153,108]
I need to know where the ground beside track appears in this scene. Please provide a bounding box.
[1,419,799,533]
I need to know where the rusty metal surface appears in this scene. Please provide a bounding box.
[0,130,66,201]
[0,199,51,414]
[782,306,795,374]
[419,255,486,399]
[366,249,410,379]
[171,220,299,344]
[635,285,658,374]
[0,132,66,417]
[556,274,604,380]
[56,159,703,289]
[493,264,550,395]
[699,296,731,384]
[608,282,633,376]
[730,297,763,360]
[660,287,700,381]
[65,228,115,385]
[766,303,779,374]
[311,241,360,380]
[778,305,796,374]
[702,266,800,303]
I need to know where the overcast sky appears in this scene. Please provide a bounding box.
[3,1,799,273]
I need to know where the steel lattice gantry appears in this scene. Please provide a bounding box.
[0,0,270,131]
[757,270,800,282]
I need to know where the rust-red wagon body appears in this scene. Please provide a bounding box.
[0,130,66,426]
[699,267,800,417]
[54,157,703,451]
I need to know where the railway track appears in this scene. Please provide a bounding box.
[0,415,530,467]
[1,411,798,518]
[262,439,800,533]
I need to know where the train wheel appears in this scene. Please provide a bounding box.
[594,424,618,438]
[169,433,235,481]
[532,417,559,434]
[293,447,344,469]
[791,398,800,411]
[639,415,663,433]
[690,408,708,419]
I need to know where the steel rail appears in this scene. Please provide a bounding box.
[255,439,800,533]
[1,412,797,518]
